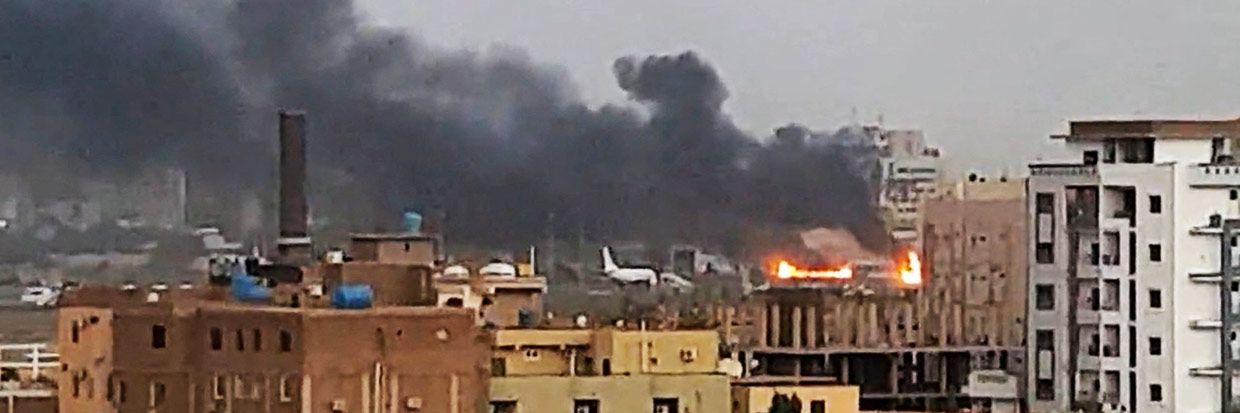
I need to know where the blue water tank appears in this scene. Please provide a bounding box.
[331,284,374,309]
[230,270,271,302]
[402,211,422,233]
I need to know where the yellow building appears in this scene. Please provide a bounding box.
[489,328,730,413]
[731,384,860,413]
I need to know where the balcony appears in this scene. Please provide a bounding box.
[1031,163,1098,177]
[1189,165,1240,188]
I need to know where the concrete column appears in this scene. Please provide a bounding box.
[792,306,803,349]
[758,302,768,347]
[888,303,900,347]
[903,302,915,346]
[770,303,781,347]
[868,302,880,346]
[806,306,818,348]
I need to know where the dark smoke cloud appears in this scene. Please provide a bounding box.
[0,0,886,255]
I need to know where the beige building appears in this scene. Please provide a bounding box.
[731,384,859,413]
[488,328,730,413]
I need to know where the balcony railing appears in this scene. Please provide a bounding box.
[1030,163,1098,177]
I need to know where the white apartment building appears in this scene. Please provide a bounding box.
[876,129,942,249]
[1027,117,1240,413]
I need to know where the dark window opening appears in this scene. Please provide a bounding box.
[279,330,293,352]
[151,325,167,349]
[118,380,127,403]
[210,328,222,350]
[653,398,679,413]
[602,359,612,376]
[1149,195,1162,214]
[1037,193,1054,213]
[235,329,245,351]
[1150,384,1163,402]
[1149,244,1162,262]
[1103,139,1116,163]
[811,400,826,413]
[150,381,166,407]
[490,401,517,413]
[1037,379,1055,400]
[1084,150,1099,165]
[1149,337,1162,356]
[1090,243,1100,266]
[1128,232,1136,275]
[1036,244,1054,264]
[1035,285,1055,310]
[491,358,507,377]
[71,321,80,344]
[252,329,262,352]
[574,399,600,413]
[1149,289,1162,309]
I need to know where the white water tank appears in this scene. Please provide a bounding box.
[480,263,516,277]
[442,265,469,278]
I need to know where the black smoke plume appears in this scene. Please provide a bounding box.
[0,0,887,256]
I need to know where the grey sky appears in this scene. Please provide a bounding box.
[357,0,1240,174]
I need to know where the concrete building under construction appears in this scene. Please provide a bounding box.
[735,174,1026,412]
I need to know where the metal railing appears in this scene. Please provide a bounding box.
[0,343,58,380]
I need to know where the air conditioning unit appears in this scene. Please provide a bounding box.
[330,399,347,412]
[405,397,423,410]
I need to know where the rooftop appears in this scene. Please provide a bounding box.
[1055,117,1240,140]
[349,232,438,241]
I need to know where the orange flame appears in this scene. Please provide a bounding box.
[897,251,922,286]
[775,261,853,280]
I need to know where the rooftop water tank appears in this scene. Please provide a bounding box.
[479,262,517,277]
[442,265,469,278]
[230,271,271,302]
[403,211,422,233]
[331,284,373,309]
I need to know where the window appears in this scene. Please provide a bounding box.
[810,400,826,413]
[1083,150,1099,165]
[118,380,127,403]
[574,399,600,413]
[151,324,167,349]
[72,320,80,344]
[280,330,293,352]
[236,329,245,351]
[491,358,507,377]
[1149,244,1162,262]
[490,401,518,413]
[602,359,612,376]
[1036,244,1054,264]
[212,375,225,400]
[1035,285,1055,310]
[1232,190,1238,201]
[252,329,262,352]
[1149,195,1162,214]
[1149,337,1162,356]
[1150,384,1163,402]
[210,328,222,350]
[1149,289,1162,309]
[1090,243,1100,266]
[653,398,679,413]
[1036,193,1054,213]
[149,381,166,407]
[279,374,297,402]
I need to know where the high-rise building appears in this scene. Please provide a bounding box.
[874,129,943,249]
[1026,117,1240,413]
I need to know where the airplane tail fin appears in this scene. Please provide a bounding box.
[602,246,619,273]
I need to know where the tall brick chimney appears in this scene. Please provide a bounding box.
[277,110,312,263]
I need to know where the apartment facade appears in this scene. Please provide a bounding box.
[488,328,729,413]
[1026,118,1240,413]
[876,129,943,249]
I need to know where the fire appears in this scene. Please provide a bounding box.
[770,250,923,286]
[897,251,922,286]
[774,261,853,280]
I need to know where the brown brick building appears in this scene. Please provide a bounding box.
[57,283,489,413]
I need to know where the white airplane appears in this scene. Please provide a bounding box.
[601,247,695,291]
[602,246,658,286]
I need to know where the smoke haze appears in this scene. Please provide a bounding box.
[0,0,886,255]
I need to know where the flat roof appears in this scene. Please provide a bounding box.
[349,232,437,241]
[1056,117,1240,140]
